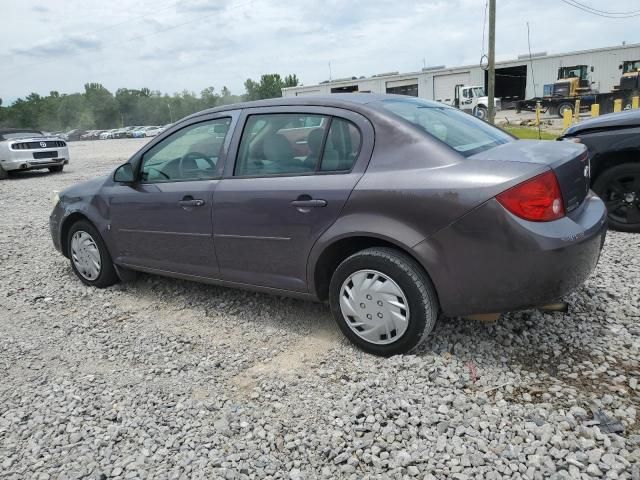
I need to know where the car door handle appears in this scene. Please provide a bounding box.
[178,198,205,207]
[291,199,327,208]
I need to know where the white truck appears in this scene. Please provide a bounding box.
[443,85,501,120]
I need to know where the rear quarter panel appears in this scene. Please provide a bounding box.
[306,111,547,297]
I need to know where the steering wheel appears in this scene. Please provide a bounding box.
[179,152,216,178]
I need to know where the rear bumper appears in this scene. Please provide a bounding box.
[414,192,607,317]
[2,157,68,172]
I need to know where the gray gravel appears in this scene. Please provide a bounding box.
[1,138,639,479]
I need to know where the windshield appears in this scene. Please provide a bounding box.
[1,131,43,140]
[374,98,512,157]
[471,87,485,97]
[624,61,640,73]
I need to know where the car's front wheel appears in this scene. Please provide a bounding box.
[593,163,640,233]
[67,220,119,287]
[329,247,439,356]
[49,165,64,173]
[0,166,8,180]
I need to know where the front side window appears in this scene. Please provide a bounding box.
[235,114,329,176]
[140,118,231,183]
[374,98,512,157]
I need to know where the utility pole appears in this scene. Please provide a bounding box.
[487,0,496,124]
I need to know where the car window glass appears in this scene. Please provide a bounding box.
[140,118,231,183]
[235,114,329,176]
[320,118,361,172]
[375,98,512,157]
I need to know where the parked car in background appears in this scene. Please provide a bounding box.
[0,128,69,179]
[559,108,640,232]
[62,129,86,142]
[125,127,144,138]
[50,94,607,356]
[111,127,128,139]
[100,129,118,140]
[142,126,163,137]
[80,130,100,141]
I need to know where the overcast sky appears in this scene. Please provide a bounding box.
[1,0,638,103]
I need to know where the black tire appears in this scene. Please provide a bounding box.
[329,247,439,356]
[593,163,640,233]
[557,102,573,119]
[67,220,119,287]
[474,105,488,120]
[0,166,8,180]
[49,165,64,173]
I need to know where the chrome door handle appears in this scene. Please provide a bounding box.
[178,199,205,207]
[291,199,327,208]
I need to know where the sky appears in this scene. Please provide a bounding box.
[1,0,638,103]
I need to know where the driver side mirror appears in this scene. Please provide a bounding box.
[114,163,135,183]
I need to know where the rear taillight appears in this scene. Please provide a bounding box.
[496,170,565,222]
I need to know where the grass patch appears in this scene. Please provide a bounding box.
[503,126,558,140]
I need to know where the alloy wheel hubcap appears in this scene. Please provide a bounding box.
[71,231,101,280]
[339,269,410,345]
[604,174,640,225]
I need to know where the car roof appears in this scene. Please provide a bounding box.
[185,93,443,120]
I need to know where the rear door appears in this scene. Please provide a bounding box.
[212,106,374,292]
[108,113,237,278]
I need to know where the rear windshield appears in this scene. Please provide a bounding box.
[0,131,43,140]
[374,98,512,157]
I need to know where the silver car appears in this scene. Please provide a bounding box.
[0,128,69,179]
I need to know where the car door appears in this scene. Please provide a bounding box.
[108,114,237,278]
[212,106,374,292]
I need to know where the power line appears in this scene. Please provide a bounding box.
[562,0,640,15]
[557,0,640,18]
[479,0,488,70]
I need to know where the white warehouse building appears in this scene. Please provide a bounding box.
[282,43,640,108]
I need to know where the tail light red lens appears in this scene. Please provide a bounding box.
[496,170,565,222]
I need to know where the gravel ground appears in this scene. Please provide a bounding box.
[0,138,639,479]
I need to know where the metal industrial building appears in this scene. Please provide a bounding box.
[282,43,640,108]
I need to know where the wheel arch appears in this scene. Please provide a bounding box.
[310,233,439,303]
[591,149,640,184]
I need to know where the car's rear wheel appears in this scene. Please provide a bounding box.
[67,220,119,287]
[593,163,640,233]
[329,247,439,356]
[49,165,64,173]
[0,166,8,180]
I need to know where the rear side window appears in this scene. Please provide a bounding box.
[374,98,512,157]
[320,118,361,171]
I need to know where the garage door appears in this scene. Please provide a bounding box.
[433,72,471,105]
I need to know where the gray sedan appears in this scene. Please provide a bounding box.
[50,95,607,355]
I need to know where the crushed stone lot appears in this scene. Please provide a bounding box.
[0,138,639,479]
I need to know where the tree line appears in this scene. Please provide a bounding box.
[0,74,299,132]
